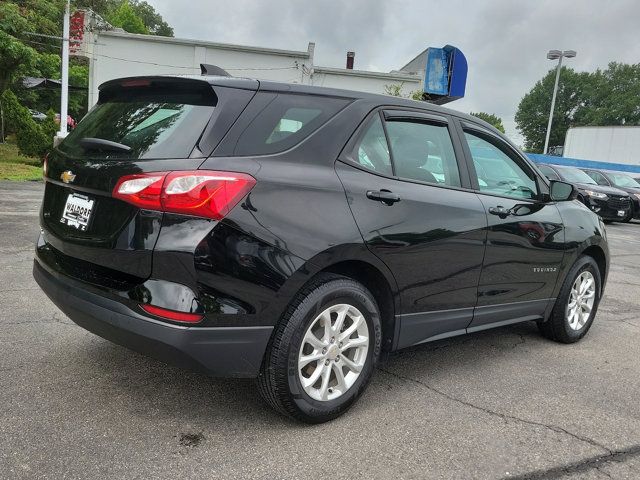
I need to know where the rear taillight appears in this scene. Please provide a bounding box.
[43,154,49,178]
[113,170,256,220]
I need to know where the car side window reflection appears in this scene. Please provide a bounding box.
[385,120,461,187]
[587,171,609,186]
[464,131,538,200]
[538,164,560,180]
[353,116,392,176]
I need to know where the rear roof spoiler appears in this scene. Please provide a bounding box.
[200,64,231,77]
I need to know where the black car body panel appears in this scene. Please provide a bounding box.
[34,75,610,377]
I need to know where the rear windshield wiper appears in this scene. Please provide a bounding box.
[79,137,132,153]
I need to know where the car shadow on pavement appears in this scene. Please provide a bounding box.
[58,320,545,427]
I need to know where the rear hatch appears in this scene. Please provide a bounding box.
[41,76,255,282]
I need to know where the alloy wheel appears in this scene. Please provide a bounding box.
[297,304,369,401]
[566,271,596,331]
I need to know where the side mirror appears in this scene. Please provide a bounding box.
[549,180,578,201]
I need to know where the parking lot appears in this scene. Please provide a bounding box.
[1,180,639,480]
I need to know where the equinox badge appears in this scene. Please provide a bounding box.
[60,171,76,184]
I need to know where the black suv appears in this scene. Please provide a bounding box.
[537,163,632,222]
[581,168,640,221]
[35,74,609,423]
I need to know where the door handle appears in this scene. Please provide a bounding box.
[488,205,511,218]
[366,189,401,205]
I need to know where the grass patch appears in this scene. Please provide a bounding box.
[0,136,41,166]
[0,135,42,181]
[0,163,42,181]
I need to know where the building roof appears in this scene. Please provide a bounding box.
[100,30,312,59]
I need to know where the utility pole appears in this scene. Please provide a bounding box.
[57,0,71,141]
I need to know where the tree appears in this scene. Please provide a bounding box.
[74,0,173,36]
[107,0,148,34]
[581,62,640,126]
[515,63,640,153]
[0,3,39,93]
[470,112,505,133]
[129,1,173,36]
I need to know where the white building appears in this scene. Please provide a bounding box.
[74,11,426,108]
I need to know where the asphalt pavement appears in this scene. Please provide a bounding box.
[1,180,639,479]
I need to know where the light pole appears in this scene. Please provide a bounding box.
[543,49,576,154]
[58,0,71,140]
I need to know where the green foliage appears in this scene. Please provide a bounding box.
[0,0,173,159]
[129,0,173,36]
[0,2,39,92]
[384,83,403,97]
[580,63,640,126]
[0,135,41,166]
[74,0,173,36]
[384,83,426,102]
[515,63,640,152]
[1,89,52,158]
[107,1,149,34]
[470,112,506,133]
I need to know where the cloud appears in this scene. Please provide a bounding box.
[151,0,640,144]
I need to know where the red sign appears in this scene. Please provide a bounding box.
[69,10,85,55]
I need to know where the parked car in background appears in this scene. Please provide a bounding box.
[581,169,640,222]
[537,164,632,222]
[34,74,610,423]
[29,109,47,121]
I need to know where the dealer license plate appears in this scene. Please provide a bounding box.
[618,210,626,217]
[60,193,95,231]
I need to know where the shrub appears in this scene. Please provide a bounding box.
[1,89,53,159]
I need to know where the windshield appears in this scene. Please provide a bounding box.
[556,166,597,184]
[59,81,216,160]
[609,173,640,188]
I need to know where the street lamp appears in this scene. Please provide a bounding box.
[543,49,576,154]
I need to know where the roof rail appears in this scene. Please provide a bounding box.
[200,64,231,77]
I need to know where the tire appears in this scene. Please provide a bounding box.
[257,273,382,423]
[538,255,601,343]
[623,206,634,223]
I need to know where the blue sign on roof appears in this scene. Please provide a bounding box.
[423,45,468,104]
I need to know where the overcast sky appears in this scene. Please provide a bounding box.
[152,0,640,144]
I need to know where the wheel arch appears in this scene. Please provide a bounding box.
[271,245,400,354]
[321,259,398,353]
[580,244,608,293]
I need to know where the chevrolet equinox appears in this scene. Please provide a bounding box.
[34,72,609,423]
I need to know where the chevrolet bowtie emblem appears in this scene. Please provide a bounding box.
[60,170,76,184]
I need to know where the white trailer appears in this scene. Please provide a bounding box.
[564,126,640,167]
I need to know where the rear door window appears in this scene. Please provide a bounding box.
[352,115,392,175]
[386,120,461,187]
[59,80,217,160]
[234,93,350,156]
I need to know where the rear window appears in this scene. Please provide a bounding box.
[234,93,350,156]
[58,81,217,160]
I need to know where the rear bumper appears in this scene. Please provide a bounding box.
[33,259,272,378]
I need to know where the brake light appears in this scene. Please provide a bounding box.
[112,170,256,219]
[121,79,151,88]
[43,154,49,178]
[140,304,203,323]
